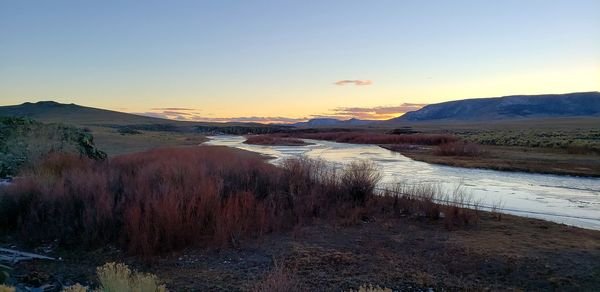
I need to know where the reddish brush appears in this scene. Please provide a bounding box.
[0,145,477,254]
[294,132,457,145]
[244,135,308,146]
[436,141,483,156]
[0,146,385,255]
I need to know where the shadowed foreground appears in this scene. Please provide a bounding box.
[1,146,598,290]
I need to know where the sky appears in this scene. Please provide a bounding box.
[1,0,599,123]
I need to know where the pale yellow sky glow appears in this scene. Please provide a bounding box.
[1,1,599,123]
[123,62,599,123]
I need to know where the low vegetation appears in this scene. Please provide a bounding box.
[435,141,483,157]
[244,135,310,146]
[195,125,290,135]
[460,128,600,154]
[0,146,477,256]
[60,262,167,292]
[95,262,167,292]
[0,117,106,178]
[116,127,142,135]
[292,132,458,145]
[253,263,300,292]
[353,284,392,292]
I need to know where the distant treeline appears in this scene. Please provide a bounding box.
[194,125,293,135]
[105,123,293,135]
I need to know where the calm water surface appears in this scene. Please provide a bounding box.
[205,135,600,230]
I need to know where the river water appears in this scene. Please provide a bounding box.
[205,135,600,230]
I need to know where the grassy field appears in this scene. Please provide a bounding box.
[0,101,286,157]
[87,126,208,156]
[385,117,600,153]
[387,144,600,177]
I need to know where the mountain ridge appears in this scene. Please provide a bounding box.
[393,92,600,121]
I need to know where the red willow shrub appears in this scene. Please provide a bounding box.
[0,146,382,255]
[435,141,483,157]
[244,135,308,146]
[294,132,458,145]
[0,146,477,255]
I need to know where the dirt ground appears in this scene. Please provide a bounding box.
[6,212,600,291]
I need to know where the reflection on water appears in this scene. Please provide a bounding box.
[205,135,600,230]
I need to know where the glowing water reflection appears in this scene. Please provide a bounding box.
[205,135,600,230]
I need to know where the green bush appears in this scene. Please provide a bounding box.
[0,117,106,177]
[96,262,167,292]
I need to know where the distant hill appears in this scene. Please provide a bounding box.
[0,101,184,126]
[0,101,286,134]
[392,92,600,122]
[292,118,374,127]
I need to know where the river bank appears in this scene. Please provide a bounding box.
[383,144,600,178]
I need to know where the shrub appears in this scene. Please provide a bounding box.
[62,283,88,292]
[340,161,381,206]
[0,285,15,292]
[353,284,392,292]
[253,263,300,292]
[96,262,167,292]
[0,146,478,255]
[216,192,268,247]
[1,147,384,254]
[0,117,106,178]
[378,183,479,229]
[117,127,142,135]
[244,135,308,146]
[294,132,458,145]
[436,141,482,156]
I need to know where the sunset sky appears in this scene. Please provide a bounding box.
[1,0,599,123]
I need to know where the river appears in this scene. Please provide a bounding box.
[205,135,600,230]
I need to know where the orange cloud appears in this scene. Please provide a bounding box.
[316,103,427,120]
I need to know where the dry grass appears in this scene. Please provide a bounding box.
[253,263,301,292]
[396,143,600,177]
[96,262,167,292]
[376,183,480,229]
[352,284,393,292]
[61,263,167,292]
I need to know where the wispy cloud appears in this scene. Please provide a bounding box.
[315,103,427,120]
[191,116,306,124]
[334,80,373,86]
[134,109,305,124]
[150,107,197,111]
[132,102,426,124]
[133,107,203,121]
